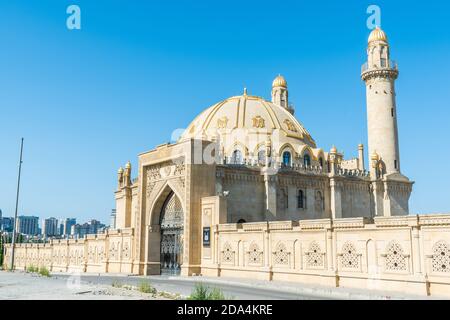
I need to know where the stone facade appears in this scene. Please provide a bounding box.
[4,27,448,298]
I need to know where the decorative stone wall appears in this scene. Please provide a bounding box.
[4,228,134,274]
[200,212,450,297]
[6,214,450,297]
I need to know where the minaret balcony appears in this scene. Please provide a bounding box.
[361,60,398,81]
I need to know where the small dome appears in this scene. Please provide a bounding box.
[118,167,124,174]
[272,75,287,88]
[330,146,337,154]
[368,27,388,44]
[125,161,131,169]
[371,151,379,161]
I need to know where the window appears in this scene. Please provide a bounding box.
[303,154,311,167]
[282,151,291,166]
[297,190,305,209]
[319,158,323,168]
[394,160,397,169]
[231,150,242,164]
[257,150,266,165]
[391,108,394,117]
[237,219,246,224]
[314,190,324,212]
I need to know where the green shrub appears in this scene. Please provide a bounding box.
[208,287,226,300]
[111,279,123,288]
[138,280,156,294]
[188,283,228,300]
[38,266,50,277]
[26,265,38,273]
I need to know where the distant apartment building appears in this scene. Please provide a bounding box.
[71,219,105,238]
[1,217,14,232]
[63,218,76,236]
[43,217,59,237]
[16,216,39,235]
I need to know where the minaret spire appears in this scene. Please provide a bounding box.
[362,27,413,217]
[362,27,400,177]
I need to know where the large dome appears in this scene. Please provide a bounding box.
[180,93,319,161]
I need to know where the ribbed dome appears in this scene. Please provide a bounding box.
[272,75,287,88]
[180,94,316,153]
[368,27,388,43]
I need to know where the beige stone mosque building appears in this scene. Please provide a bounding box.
[6,27,450,297]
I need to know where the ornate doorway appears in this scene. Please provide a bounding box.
[160,191,184,275]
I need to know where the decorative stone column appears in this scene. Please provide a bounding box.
[330,179,342,219]
[326,227,334,271]
[411,225,422,275]
[144,224,161,275]
[263,222,270,268]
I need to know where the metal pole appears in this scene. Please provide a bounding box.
[10,138,24,271]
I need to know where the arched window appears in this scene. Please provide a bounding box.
[237,219,246,224]
[282,151,291,166]
[314,190,324,212]
[231,150,242,164]
[257,150,266,165]
[303,154,311,167]
[297,190,305,209]
[319,157,323,168]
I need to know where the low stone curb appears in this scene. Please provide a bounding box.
[170,275,435,300]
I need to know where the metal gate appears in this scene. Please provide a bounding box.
[160,192,184,275]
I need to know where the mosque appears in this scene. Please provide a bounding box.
[6,27,450,297]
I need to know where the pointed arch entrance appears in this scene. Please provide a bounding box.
[159,191,184,275]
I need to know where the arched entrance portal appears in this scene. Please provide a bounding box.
[159,191,184,275]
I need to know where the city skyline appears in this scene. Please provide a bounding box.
[1,1,449,223]
[0,213,109,235]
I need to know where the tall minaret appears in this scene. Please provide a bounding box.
[272,75,294,114]
[361,27,400,178]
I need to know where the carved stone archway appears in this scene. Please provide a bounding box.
[144,183,185,275]
[159,191,184,274]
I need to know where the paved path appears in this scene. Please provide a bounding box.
[0,271,164,300]
[49,273,433,300]
[54,273,324,300]
[0,271,437,300]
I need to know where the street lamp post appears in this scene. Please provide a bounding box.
[10,138,24,271]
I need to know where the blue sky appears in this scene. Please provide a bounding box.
[0,0,449,224]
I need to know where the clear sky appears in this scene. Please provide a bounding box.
[0,0,449,224]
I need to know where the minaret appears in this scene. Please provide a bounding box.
[272,75,294,114]
[361,27,400,178]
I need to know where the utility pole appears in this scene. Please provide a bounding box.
[10,138,24,271]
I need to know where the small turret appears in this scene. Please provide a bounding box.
[117,167,124,188]
[272,75,293,114]
[124,161,132,186]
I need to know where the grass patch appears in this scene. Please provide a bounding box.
[26,265,38,273]
[38,266,50,277]
[111,279,124,288]
[138,280,156,294]
[188,283,229,300]
[26,265,50,277]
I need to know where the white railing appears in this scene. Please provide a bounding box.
[361,60,398,74]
